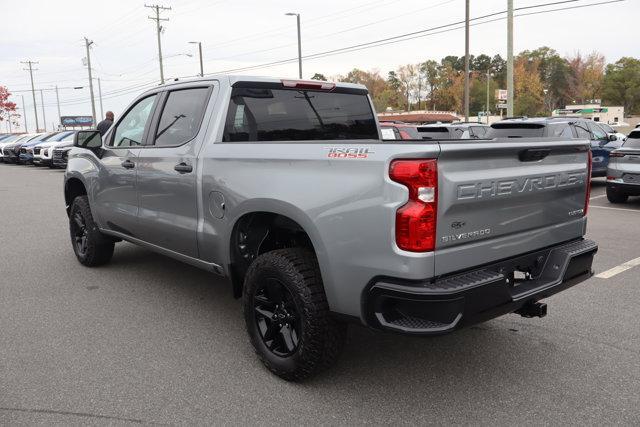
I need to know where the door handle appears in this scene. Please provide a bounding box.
[121,159,135,169]
[174,162,193,173]
[519,148,550,162]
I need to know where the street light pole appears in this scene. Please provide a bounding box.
[463,0,470,122]
[486,70,491,124]
[39,89,46,131]
[189,41,204,77]
[55,85,61,129]
[507,0,514,117]
[21,95,28,132]
[285,13,302,79]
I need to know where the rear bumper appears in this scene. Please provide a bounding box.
[363,239,597,335]
[606,181,640,196]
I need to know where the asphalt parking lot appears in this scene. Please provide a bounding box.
[1,164,639,425]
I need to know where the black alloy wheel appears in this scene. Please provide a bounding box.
[71,210,89,257]
[254,278,301,357]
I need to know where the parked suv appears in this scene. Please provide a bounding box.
[1,133,43,163]
[606,130,640,203]
[418,122,490,140]
[19,132,64,164]
[64,76,597,380]
[487,117,619,176]
[33,131,75,166]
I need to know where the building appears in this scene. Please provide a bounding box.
[377,110,460,124]
[552,102,625,125]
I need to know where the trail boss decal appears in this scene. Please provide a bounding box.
[324,147,373,159]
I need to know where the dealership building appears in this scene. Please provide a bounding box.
[552,102,624,125]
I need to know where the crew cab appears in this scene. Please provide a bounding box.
[64,76,597,381]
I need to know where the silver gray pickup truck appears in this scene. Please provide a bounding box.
[64,76,597,380]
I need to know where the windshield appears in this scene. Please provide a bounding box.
[599,123,615,133]
[50,131,74,141]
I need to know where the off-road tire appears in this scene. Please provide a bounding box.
[69,195,115,266]
[243,248,346,381]
[606,186,628,204]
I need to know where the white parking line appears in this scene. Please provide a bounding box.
[589,205,640,213]
[595,256,640,279]
[589,194,606,200]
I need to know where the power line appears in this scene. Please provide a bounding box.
[203,0,615,76]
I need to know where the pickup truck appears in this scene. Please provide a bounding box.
[64,76,597,381]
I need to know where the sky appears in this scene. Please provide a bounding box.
[0,0,637,132]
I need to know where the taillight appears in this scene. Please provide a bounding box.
[389,159,437,252]
[610,152,625,158]
[584,150,592,216]
[281,79,336,90]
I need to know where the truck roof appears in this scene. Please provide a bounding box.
[146,75,369,93]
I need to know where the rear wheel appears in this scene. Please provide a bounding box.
[243,248,346,381]
[606,186,628,204]
[69,196,115,266]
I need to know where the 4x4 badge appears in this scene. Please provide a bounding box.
[451,221,465,229]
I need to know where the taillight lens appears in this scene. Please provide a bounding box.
[584,150,592,216]
[610,152,625,158]
[281,79,336,90]
[389,159,437,252]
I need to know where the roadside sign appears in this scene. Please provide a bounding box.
[495,89,508,101]
[496,103,507,109]
[61,116,94,126]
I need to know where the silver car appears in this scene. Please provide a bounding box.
[606,130,640,203]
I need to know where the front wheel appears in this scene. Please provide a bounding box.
[243,248,346,381]
[69,196,115,266]
[606,186,628,204]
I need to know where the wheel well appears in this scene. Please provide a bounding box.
[229,212,315,298]
[65,178,87,214]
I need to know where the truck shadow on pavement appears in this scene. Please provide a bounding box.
[105,243,561,392]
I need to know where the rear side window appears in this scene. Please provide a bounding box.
[223,87,377,141]
[547,123,573,138]
[154,87,211,147]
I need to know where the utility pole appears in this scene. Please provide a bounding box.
[146,4,171,84]
[486,70,491,124]
[84,37,97,126]
[21,95,27,132]
[55,86,61,129]
[285,13,302,79]
[39,90,46,131]
[97,78,104,119]
[507,0,514,117]
[21,60,39,131]
[463,0,470,121]
[189,41,204,77]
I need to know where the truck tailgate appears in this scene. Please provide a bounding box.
[435,138,590,276]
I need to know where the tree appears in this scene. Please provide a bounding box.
[603,57,640,115]
[566,51,605,104]
[311,73,327,81]
[514,56,545,116]
[396,64,418,111]
[0,86,19,129]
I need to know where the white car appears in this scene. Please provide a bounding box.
[33,131,76,167]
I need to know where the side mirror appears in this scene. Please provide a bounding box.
[609,134,617,142]
[74,130,103,153]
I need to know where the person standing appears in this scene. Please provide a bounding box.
[96,111,114,136]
